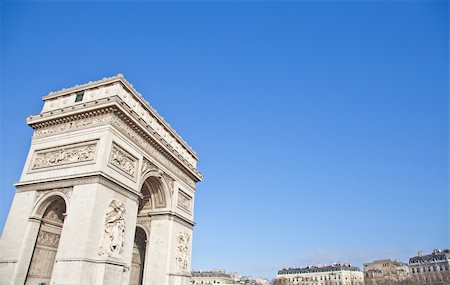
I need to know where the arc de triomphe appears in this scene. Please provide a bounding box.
[0,74,202,285]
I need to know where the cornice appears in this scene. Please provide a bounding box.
[137,210,195,228]
[55,257,128,267]
[111,102,202,181]
[41,74,198,160]
[15,172,141,203]
[27,98,117,127]
[27,96,202,182]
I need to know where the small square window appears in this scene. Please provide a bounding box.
[75,92,84,102]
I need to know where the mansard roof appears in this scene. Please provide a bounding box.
[278,264,362,275]
[409,250,450,264]
[191,270,233,278]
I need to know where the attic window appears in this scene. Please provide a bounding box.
[75,92,84,102]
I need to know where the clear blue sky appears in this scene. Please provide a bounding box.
[1,0,448,280]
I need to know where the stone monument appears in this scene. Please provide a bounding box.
[0,74,202,285]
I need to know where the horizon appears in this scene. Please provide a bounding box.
[1,0,448,280]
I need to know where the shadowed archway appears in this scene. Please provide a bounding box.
[129,227,147,285]
[25,195,66,285]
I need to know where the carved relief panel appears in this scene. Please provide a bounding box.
[98,200,126,258]
[26,197,66,284]
[27,230,61,280]
[108,143,137,180]
[177,190,192,214]
[30,140,98,172]
[110,115,197,188]
[175,232,190,272]
[34,112,114,138]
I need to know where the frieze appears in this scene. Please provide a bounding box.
[33,112,114,138]
[31,141,97,171]
[177,190,192,214]
[43,75,198,166]
[109,143,137,179]
[30,105,199,187]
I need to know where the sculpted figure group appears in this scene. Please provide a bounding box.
[98,200,126,257]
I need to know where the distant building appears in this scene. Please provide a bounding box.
[192,269,236,284]
[408,249,450,285]
[191,269,266,285]
[363,259,410,284]
[276,263,365,285]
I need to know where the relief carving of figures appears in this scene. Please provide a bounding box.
[98,200,126,258]
[110,115,197,188]
[110,144,137,178]
[32,142,97,170]
[37,231,61,248]
[33,111,200,186]
[34,112,113,138]
[175,232,190,271]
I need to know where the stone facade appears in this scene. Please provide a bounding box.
[192,269,237,284]
[0,74,202,285]
[408,249,450,285]
[191,269,267,285]
[276,264,365,285]
[363,259,410,285]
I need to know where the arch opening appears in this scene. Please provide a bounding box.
[130,174,168,284]
[25,196,66,285]
[129,227,147,285]
[138,175,167,214]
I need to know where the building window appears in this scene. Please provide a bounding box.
[75,92,84,102]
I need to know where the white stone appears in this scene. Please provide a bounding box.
[0,75,202,285]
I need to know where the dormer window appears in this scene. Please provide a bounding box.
[75,92,84,102]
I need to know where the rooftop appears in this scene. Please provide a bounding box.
[363,259,407,267]
[192,270,233,278]
[278,263,362,275]
[409,249,450,264]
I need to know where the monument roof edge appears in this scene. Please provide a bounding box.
[42,74,199,160]
[42,74,124,100]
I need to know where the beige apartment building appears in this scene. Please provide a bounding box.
[191,269,266,285]
[363,259,410,285]
[192,269,237,284]
[408,249,450,285]
[276,263,365,285]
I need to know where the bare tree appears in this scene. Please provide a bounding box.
[271,277,289,285]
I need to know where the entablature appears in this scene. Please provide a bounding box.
[36,74,198,168]
[27,95,202,183]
